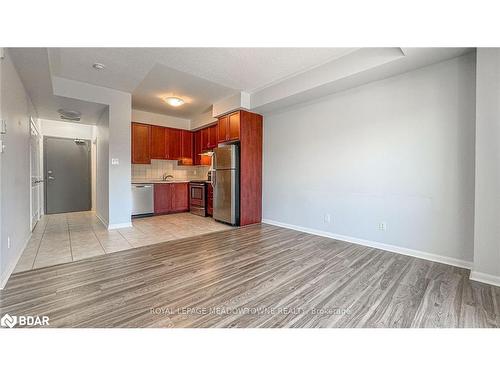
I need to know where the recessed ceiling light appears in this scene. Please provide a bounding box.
[164,97,185,107]
[92,62,106,70]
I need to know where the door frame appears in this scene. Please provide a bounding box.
[43,135,92,215]
[29,117,41,230]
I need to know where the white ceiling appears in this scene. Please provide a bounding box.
[47,47,355,118]
[9,47,475,124]
[132,63,236,117]
[9,48,107,124]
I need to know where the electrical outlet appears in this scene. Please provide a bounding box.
[111,158,119,165]
[378,221,387,231]
[324,214,331,224]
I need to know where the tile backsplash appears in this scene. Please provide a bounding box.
[132,160,210,181]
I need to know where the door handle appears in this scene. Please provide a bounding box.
[48,176,55,180]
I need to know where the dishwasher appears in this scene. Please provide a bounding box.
[131,184,154,217]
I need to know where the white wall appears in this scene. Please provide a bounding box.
[96,107,110,225]
[52,77,132,228]
[471,48,500,286]
[190,110,217,130]
[0,49,37,288]
[40,118,97,211]
[132,109,190,130]
[263,53,476,266]
[41,118,94,139]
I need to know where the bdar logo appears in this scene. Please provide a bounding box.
[1,313,17,328]
[0,313,49,328]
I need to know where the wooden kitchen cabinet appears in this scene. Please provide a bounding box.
[154,184,171,214]
[217,111,240,143]
[228,111,240,140]
[171,183,189,212]
[180,130,193,165]
[201,127,209,151]
[193,130,202,165]
[193,130,211,166]
[207,183,213,216]
[154,183,189,214]
[165,128,182,160]
[208,123,218,149]
[150,125,166,159]
[132,123,151,164]
[217,115,229,143]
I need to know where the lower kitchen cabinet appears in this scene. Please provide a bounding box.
[154,183,189,214]
[207,183,213,216]
[171,183,189,212]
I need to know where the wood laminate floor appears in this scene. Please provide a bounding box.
[1,224,499,328]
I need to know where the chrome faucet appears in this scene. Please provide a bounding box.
[162,173,174,181]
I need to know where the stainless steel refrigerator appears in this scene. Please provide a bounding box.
[212,144,239,225]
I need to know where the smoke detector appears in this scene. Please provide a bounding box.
[58,109,81,122]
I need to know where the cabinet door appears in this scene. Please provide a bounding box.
[131,123,151,164]
[171,183,189,212]
[201,127,210,151]
[207,183,213,216]
[154,184,171,214]
[180,130,193,164]
[208,124,218,148]
[165,128,182,159]
[193,130,202,165]
[218,115,229,142]
[150,126,166,159]
[228,111,240,140]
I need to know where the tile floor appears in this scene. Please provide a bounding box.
[14,211,231,273]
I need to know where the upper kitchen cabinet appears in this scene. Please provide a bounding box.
[208,123,218,149]
[180,130,193,165]
[132,123,151,164]
[193,130,211,166]
[217,115,228,143]
[228,111,240,140]
[201,123,218,151]
[150,125,166,160]
[165,128,182,160]
[201,127,210,151]
[218,111,241,142]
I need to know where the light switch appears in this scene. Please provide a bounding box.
[111,158,119,165]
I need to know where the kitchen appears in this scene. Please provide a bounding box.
[131,109,263,231]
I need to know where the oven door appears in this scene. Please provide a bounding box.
[189,183,206,216]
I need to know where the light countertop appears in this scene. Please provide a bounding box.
[132,179,191,184]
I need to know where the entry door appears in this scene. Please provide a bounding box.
[44,136,91,214]
[30,121,42,229]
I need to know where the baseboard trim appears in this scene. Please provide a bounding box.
[96,213,109,229]
[469,271,500,287]
[0,232,32,290]
[108,221,132,230]
[96,213,131,230]
[262,219,473,270]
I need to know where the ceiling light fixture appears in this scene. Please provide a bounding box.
[164,96,184,107]
[92,62,106,70]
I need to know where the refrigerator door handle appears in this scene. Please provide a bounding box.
[212,170,216,188]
